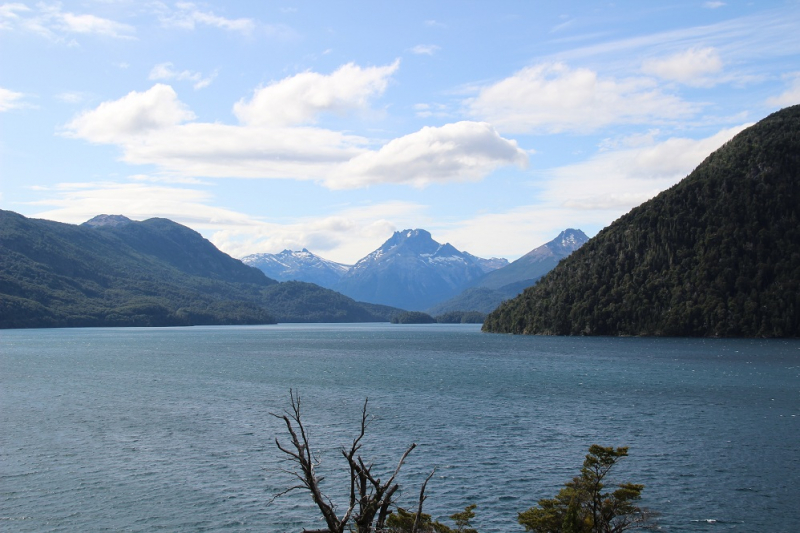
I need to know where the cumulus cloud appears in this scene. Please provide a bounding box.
[233,61,400,127]
[0,87,26,111]
[117,123,366,179]
[149,62,216,90]
[329,122,528,189]
[1,3,134,40]
[63,77,524,188]
[642,47,723,87]
[766,73,800,107]
[64,84,195,143]
[62,85,368,179]
[467,62,696,134]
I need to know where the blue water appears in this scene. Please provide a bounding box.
[1,324,798,532]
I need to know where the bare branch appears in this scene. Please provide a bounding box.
[412,469,436,533]
[271,392,424,533]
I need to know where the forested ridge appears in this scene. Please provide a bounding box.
[484,105,800,337]
[0,211,398,328]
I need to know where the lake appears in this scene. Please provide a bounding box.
[1,324,798,532]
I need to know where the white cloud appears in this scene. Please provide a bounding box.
[544,124,750,211]
[411,44,440,55]
[64,84,195,144]
[703,2,725,8]
[211,201,428,262]
[328,121,528,189]
[413,102,449,118]
[1,3,134,40]
[116,122,367,180]
[158,2,255,34]
[766,73,800,107]
[149,62,216,90]
[551,8,800,74]
[63,79,524,188]
[29,177,428,263]
[435,124,751,259]
[642,47,723,87]
[0,87,26,111]
[59,11,134,37]
[0,3,30,30]
[233,60,400,127]
[467,62,696,134]
[433,205,603,261]
[29,181,250,227]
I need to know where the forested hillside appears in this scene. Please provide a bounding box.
[0,212,397,328]
[484,105,800,337]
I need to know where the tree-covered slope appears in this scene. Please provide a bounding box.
[484,105,800,337]
[0,211,277,328]
[90,216,269,285]
[259,281,397,323]
[0,211,399,328]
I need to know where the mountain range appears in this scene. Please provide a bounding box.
[7,103,797,336]
[244,229,586,312]
[242,248,350,287]
[0,212,398,328]
[330,229,505,310]
[484,104,800,337]
[427,229,588,314]
[246,229,511,310]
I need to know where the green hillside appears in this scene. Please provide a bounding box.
[484,105,800,337]
[0,211,397,328]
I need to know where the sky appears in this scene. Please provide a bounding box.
[2,1,799,264]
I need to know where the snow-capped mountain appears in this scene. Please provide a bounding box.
[242,249,351,288]
[472,228,589,291]
[332,229,498,311]
[462,252,510,273]
[426,229,589,315]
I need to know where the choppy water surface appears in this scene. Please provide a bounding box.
[1,324,798,532]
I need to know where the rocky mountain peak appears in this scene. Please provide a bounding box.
[82,214,133,228]
[550,229,589,252]
[378,228,438,254]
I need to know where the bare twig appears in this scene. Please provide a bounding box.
[270,391,426,533]
[412,469,436,533]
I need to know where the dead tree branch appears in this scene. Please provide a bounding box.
[271,391,426,533]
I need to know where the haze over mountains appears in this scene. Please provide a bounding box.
[485,105,800,337]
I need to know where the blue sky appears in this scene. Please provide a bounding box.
[2,1,799,263]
